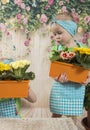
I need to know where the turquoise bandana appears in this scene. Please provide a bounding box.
[52,16,77,36]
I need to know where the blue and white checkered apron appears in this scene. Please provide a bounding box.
[50,81,85,116]
[0,99,20,118]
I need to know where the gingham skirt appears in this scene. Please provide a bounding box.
[0,99,20,118]
[50,81,85,116]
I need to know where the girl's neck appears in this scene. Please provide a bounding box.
[62,39,76,48]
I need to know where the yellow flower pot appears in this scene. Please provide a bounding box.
[0,80,29,98]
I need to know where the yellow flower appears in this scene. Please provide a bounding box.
[1,0,9,4]
[10,60,30,69]
[0,62,11,71]
[47,25,51,31]
[58,10,62,14]
[37,14,40,19]
[74,48,90,55]
[77,27,83,33]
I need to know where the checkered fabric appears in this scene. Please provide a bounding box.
[50,81,85,116]
[0,99,20,118]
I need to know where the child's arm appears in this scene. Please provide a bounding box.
[25,88,37,103]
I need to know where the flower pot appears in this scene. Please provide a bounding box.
[0,80,29,98]
[49,61,89,83]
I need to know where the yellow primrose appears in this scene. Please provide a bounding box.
[0,60,35,80]
[1,0,9,4]
[37,14,40,19]
[77,27,83,33]
[74,48,90,54]
[0,63,11,71]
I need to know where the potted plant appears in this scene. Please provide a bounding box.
[0,60,35,98]
[49,40,90,83]
[82,83,90,130]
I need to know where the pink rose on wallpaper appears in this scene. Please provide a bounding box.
[80,0,85,2]
[48,0,54,5]
[20,25,24,30]
[59,1,63,6]
[20,3,25,9]
[71,8,76,13]
[84,16,90,24]
[65,0,69,3]
[23,18,28,24]
[72,13,80,23]
[25,29,29,34]
[24,40,30,46]
[45,4,50,10]
[26,6,30,11]
[24,38,31,46]
[6,32,10,36]
[0,23,6,32]
[14,0,22,5]
[16,13,22,19]
[40,14,48,24]
[81,38,87,44]
[61,6,68,13]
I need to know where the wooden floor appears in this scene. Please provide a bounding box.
[21,99,86,130]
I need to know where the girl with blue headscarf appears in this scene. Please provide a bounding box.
[49,13,89,123]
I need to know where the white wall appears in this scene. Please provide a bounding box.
[0,28,53,108]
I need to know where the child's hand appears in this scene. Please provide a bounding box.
[54,73,68,83]
[81,72,90,85]
[81,76,90,86]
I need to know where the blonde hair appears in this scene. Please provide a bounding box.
[55,12,74,21]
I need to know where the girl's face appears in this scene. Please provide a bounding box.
[51,24,72,46]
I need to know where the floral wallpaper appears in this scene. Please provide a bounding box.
[0,0,90,58]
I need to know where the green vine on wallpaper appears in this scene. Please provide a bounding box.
[0,0,90,44]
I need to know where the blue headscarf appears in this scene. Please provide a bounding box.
[52,16,77,36]
[3,58,14,64]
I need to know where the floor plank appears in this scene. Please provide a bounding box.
[21,99,87,130]
[0,118,78,130]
